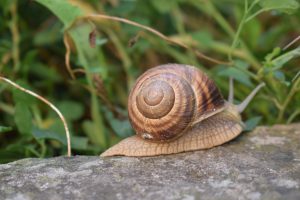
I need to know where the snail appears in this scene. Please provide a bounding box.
[101,64,265,157]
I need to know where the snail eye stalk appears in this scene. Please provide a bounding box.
[228,77,234,103]
[237,82,266,113]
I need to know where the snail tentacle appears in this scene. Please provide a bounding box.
[228,77,234,103]
[237,82,265,113]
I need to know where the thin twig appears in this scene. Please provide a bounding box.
[73,68,86,75]
[283,35,300,51]
[0,76,72,157]
[237,82,265,113]
[228,77,234,103]
[63,33,75,80]
[292,71,300,82]
[66,14,230,65]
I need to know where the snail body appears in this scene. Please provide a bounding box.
[101,64,264,157]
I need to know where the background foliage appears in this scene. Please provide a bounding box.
[0,0,299,163]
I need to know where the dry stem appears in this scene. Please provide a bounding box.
[63,33,75,80]
[86,14,230,64]
[0,76,72,157]
[63,14,231,78]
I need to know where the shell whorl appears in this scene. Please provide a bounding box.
[128,64,225,142]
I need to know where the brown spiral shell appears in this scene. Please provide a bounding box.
[128,64,225,142]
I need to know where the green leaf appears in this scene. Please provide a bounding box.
[0,126,12,133]
[0,148,25,164]
[265,47,281,63]
[218,67,253,87]
[273,70,285,81]
[259,0,300,14]
[14,102,32,135]
[234,59,250,70]
[58,100,84,121]
[191,31,214,47]
[96,38,108,46]
[32,128,88,150]
[269,46,300,70]
[108,0,136,16]
[36,0,108,149]
[0,0,13,15]
[12,81,36,105]
[29,63,62,82]
[69,24,109,78]
[71,136,89,150]
[273,70,290,86]
[82,120,107,147]
[35,119,69,146]
[244,116,262,131]
[104,109,134,138]
[34,22,63,45]
[242,18,261,49]
[35,0,84,27]
[151,0,178,13]
[70,24,108,148]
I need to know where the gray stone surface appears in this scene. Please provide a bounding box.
[0,124,300,200]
